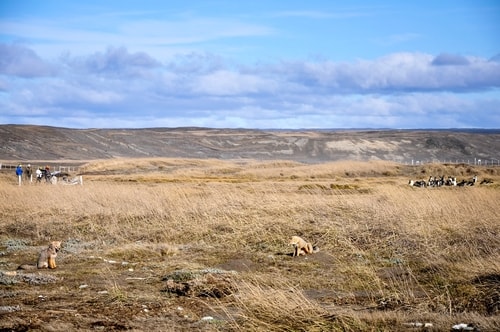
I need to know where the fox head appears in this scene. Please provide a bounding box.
[49,241,62,252]
[289,236,301,246]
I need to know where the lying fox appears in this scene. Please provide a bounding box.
[18,241,61,270]
[289,236,319,257]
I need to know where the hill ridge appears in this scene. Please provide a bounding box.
[1,125,499,163]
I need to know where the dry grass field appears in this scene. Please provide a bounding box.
[0,158,499,331]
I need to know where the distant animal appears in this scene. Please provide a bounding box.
[289,236,319,257]
[445,176,457,186]
[427,175,444,187]
[467,175,478,186]
[408,179,426,187]
[457,175,478,187]
[480,178,493,185]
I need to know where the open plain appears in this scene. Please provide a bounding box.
[0,126,499,331]
[0,157,499,331]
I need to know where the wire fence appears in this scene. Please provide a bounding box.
[402,158,500,166]
[1,157,499,172]
[0,163,82,173]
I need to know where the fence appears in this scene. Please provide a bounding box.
[0,163,82,173]
[1,158,499,171]
[403,158,500,166]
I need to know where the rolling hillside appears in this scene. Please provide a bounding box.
[1,125,499,164]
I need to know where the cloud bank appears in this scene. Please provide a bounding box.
[1,43,499,128]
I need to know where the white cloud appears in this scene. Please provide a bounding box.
[0,44,499,128]
[274,52,500,93]
[192,70,276,95]
[432,53,470,66]
[0,44,53,77]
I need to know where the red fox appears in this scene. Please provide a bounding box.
[289,236,319,257]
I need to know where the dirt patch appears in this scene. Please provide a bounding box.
[162,269,237,298]
[216,258,255,272]
[0,271,59,285]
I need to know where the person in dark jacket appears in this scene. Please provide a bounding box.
[25,164,32,183]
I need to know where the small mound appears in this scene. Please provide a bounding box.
[161,269,237,298]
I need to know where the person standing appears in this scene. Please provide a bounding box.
[36,167,43,183]
[25,164,33,183]
[16,164,23,186]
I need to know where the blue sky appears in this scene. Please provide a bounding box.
[1,0,499,129]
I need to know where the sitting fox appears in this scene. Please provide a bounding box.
[38,241,61,269]
[289,236,319,257]
[18,241,61,270]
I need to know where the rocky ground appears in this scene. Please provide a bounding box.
[0,239,249,331]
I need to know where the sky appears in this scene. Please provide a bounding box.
[0,0,499,129]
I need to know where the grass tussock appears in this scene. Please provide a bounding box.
[0,158,499,331]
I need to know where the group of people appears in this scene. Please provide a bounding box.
[15,164,52,185]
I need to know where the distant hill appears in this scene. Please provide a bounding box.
[1,125,499,164]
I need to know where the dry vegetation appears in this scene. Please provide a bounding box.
[0,158,499,331]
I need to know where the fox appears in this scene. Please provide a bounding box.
[18,241,61,270]
[38,241,61,269]
[289,236,319,257]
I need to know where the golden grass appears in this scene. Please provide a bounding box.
[0,158,499,331]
